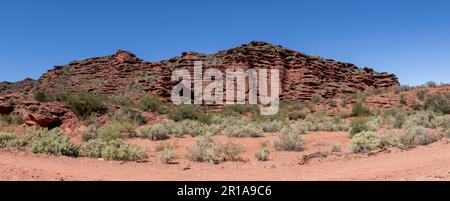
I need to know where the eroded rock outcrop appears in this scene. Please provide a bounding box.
[1,41,399,102]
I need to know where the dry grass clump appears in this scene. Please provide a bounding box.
[254,141,270,161]
[274,127,304,151]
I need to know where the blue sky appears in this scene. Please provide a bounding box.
[0,0,449,86]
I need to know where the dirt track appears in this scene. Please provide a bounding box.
[1,132,450,181]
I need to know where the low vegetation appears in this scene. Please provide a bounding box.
[140,124,170,141]
[64,92,107,119]
[399,126,437,148]
[424,94,450,114]
[159,148,175,164]
[25,128,80,157]
[330,142,342,152]
[274,126,304,151]
[186,135,220,164]
[139,95,161,113]
[226,123,263,138]
[351,103,371,117]
[221,141,245,161]
[349,131,381,153]
[254,141,270,161]
[349,117,372,137]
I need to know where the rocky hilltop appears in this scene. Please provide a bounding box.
[1,41,399,101]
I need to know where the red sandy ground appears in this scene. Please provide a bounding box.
[1,132,450,181]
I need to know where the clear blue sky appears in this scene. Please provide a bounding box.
[0,0,449,86]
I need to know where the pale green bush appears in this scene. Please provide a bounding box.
[0,133,25,148]
[380,131,401,149]
[349,117,372,137]
[274,127,304,151]
[159,149,175,164]
[299,115,348,132]
[399,126,437,148]
[81,125,99,142]
[430,115,450,129]
[25,128,80,157]
[100,139,147,161]
[81,139,106,158]
[221,141,245,161]
[403,111,435,128]
[385,108,407,129]
[140,124,170,141]
[226,123,263,138]
[349,131,381,153]
[260,120,284,133]
[254,141,270,161]
[186,135,220,163]
[97,121,137,142]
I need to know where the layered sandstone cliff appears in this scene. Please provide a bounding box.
[1,41,399,101]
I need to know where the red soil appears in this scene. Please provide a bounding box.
[1,132,450,181]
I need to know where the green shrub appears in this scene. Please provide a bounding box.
[221,141,245,161]
[351,103,371,117]
[155,141,178,152]
[367,116,384,130]
[260,120,284,133]
[167,105,201,122]
[251,108,288,122]
[288,123,308,135]
[416,90,427,101]
[399,126,437,148]
[0,133,25,148]
[97,121,137,142]
[100,139,147,161]
[403,111,437,128]
[0,114,24,126]
[190,124,221,137]
[220,104,257,116]
[154,120,185,137]
[140,124,170,141]
[380,131,401,149]
[349,117,372,137]
[226,123,263,138]
[330,142,342,152]
[430,115,450,129]
[254,141,270,161]
[139,95,161,113]
[111,109,146,126]
[81,139,106,158]
[274,127,304,151]
[349,131,381,153]
[424,81,437,87]
[446,129,450,138]
[186,135,220,163]
[288,111,306,121]
[34,91,49,102]
[26,128,80,157]
[311,96,323,104]
[64,92,107,119]
[385,108,407,129]
[82,126,99,142]
[297,115,348,132]
[424,94,450,114]
[159,149,175,164]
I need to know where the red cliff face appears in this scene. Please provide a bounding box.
[2,41,399,102]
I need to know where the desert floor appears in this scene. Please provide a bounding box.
[1,132,450,181]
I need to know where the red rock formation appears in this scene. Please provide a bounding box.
[1,41,399,102]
